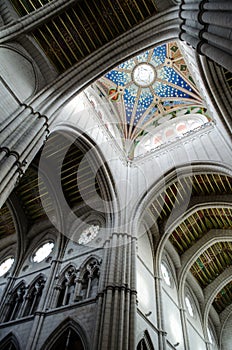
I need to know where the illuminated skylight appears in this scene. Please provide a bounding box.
[0,257,14,277]
[92,41,211,157]
[33,242,54,263]
[132,63,156,87]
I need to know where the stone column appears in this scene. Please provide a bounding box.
[179,308,190,350]
[92,233,137,350]
[179,0,232,71]
[154,275,167,350]
[0,104,49,207]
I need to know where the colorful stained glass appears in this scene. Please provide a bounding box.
[94,41,210,156]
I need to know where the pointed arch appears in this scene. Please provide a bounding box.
[0,332,20,350]
[78,255,101,280]
[78,256,101,300]
[23,274,46,316]
[137,330,155,350]
[4,281,26,322]
[58,263,77,281]
[55,265,77,308]
[41,317,89,350]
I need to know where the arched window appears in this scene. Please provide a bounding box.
[23,276,46,316]
[41,319,87,350]
[137,331,155,350]
[49,328,84,350]
[137,339,148,350]
[78,258,100,300]
[54,258,100,307]
[4,282,26,322]
[56,266,76,307]
[0,332,20,350]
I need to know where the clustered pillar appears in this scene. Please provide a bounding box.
[93,233,137,350]
[0,104,50,207]
[179,0,232,71]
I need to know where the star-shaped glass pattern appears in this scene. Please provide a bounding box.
[93,41,211,157]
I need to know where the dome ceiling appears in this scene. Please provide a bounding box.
[93,41,211,156]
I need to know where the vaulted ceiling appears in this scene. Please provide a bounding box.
[10,0,158,73]
[149,172,232,316]
[1,0,232,331]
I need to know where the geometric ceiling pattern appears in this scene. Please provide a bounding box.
[97,41,209,145]
[10,0,158,72]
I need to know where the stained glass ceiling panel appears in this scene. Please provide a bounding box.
[96,41,211,155]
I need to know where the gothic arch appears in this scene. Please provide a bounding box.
[178,230,232,300]
[132,162,232,239]
[78,255,102,277]
[137,330,155,350]
[23,274,46,316]
[38,128,118,241]
[41,317,89,350]
[77,256,101,300]
[3,280,26,322]
[55,264,77,308]
[0,332,20,350]
[203,266,232,329]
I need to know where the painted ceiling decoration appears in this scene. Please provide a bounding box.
[10,0,158,72]
[95,41,211,156]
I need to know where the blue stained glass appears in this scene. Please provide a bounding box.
[101,42,203,143]
[118,58,135,70]
[153,82,191,99]
[136,51,149,62]
[159,67,192,91]
[150,45,166,66]
[105,70,130,86]
[124,89,136,123]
